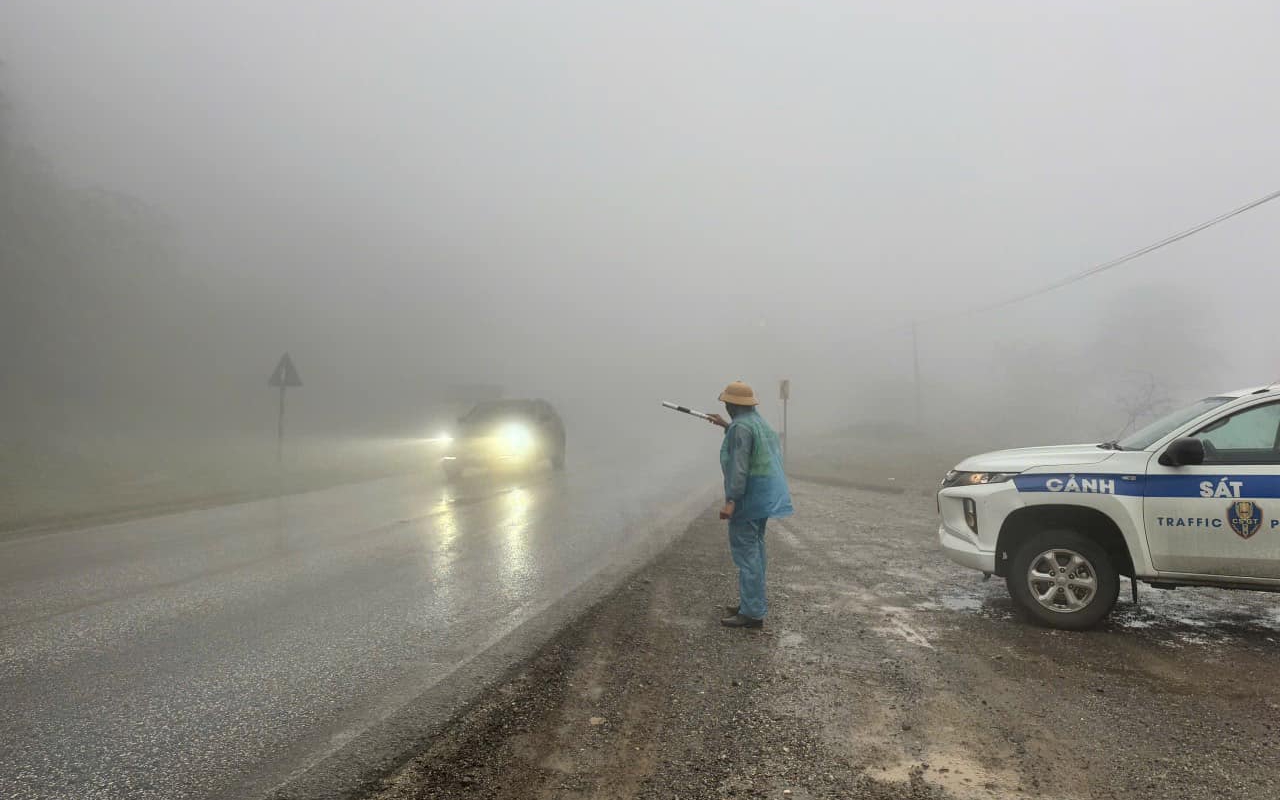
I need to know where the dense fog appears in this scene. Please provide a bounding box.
[3,1,1279,458]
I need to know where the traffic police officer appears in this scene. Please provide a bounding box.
[707,381,793,628]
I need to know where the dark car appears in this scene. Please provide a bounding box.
[440,398,566,480]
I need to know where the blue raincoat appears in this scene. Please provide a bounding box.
[720,409,792,620]
[720,409,793,521]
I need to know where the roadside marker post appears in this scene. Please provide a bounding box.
[268,353,302,465]
[779,379,790,466]
[911,321,922,428]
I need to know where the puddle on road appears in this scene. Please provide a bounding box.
[1108,584,1280,650]
[913,587,1009,623]
[1115,617,1154,629]
[939,596,983,612]
[908,575,1280,651]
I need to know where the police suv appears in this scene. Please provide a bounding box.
[938,386,1280,629]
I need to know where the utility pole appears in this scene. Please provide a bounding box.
[911,321,922,428]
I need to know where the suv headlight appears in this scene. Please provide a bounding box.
[940,470,1019,488]
[503,424,535,451]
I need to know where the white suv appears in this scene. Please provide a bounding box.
[938,385,1280,629]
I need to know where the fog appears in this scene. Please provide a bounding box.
[3,1,1280,467]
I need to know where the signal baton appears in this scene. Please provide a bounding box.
[661,401,715,422]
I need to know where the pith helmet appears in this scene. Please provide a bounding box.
[718,380,759,407]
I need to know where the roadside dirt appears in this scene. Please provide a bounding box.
[365,479,1280,800]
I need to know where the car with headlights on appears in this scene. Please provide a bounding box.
[440,399,566,480]
[938,385,1280,629]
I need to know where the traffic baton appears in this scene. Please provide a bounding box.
[661,401,715,422]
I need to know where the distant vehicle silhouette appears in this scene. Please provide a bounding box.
[440,399,566,481]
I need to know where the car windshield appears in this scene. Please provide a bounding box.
[460,401,536,426]
[1116,396,1234,450]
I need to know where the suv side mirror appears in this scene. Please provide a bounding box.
[1159,437,1205,467]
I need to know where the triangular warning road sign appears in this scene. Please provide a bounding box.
[269,353,302,388]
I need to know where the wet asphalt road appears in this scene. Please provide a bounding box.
[0,445,711,800]
[368,477,1280,800]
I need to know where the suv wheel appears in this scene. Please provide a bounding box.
[1007,529,1119,630]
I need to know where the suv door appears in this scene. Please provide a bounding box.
[1143,400,1280,578]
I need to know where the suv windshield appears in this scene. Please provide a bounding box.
[460,400,538,426]
[1116,396,1234,450]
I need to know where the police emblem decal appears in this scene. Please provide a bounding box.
[1227,500,1263,540]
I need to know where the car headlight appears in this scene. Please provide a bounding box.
[503,424,534,451]
[940,470,1019,488]
[436,432,454,445]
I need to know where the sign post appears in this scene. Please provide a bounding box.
[911,321,922,428]
[779,379,790,466]
[268,353,302,465]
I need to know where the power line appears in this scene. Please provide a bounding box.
[974,187,1280,313]
[910,186,1280,418]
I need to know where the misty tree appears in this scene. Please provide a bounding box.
[0,75,191,440]
[993,338,1095,442]
[1112,369,1172,438]
[1086,285,1216,428]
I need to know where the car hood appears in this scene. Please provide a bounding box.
[954,444,1119,473]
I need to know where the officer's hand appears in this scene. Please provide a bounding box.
[707,413,729,429]
[719,501,735,520]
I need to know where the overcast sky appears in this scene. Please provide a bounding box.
[3,1,1279,438]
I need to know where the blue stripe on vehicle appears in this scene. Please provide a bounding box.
[1013,474,1144,496]
[1145,474,1280,498]
[1014,473,1280,498]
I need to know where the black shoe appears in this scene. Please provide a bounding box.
[725,605,741,616]
[720,613,763,629]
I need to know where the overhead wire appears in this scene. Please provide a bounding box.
[967,187,1280,314]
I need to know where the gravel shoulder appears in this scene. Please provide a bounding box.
[364,479,1280,800]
